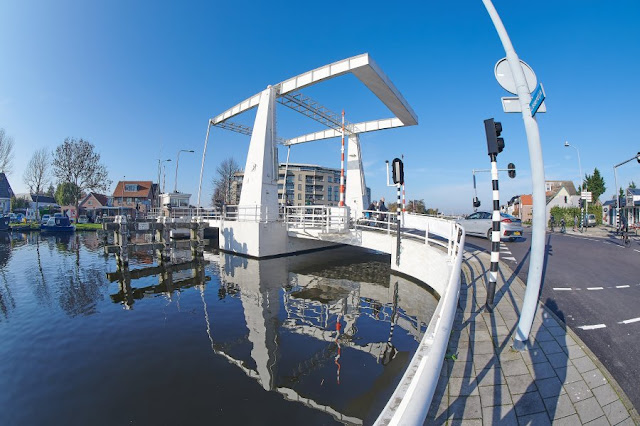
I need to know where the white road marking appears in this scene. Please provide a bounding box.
[634,249,640,253]
[503,257,517,261]
[616,285,630,289]
[577,324,607,330]
[553,287,572,291]
[587,287,604,290]
[618,317,640,325]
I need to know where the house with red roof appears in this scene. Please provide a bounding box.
[112,181,158,216]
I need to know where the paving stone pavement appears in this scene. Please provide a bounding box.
[426,251,639,425]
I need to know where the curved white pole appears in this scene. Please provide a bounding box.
[482,0,546,351]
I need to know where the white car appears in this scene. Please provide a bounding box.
[78,215,89,224]
[40,214,51,225]
[457,211,524,241]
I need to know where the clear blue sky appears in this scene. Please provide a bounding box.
[1,0,639,213]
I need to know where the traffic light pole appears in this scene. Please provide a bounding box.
[613,152,640,229]
[483,0,547,351]
[486,153,500,312]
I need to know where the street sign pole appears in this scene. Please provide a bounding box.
[483,0,547,351]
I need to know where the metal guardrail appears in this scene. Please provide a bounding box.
[283,205,349,233]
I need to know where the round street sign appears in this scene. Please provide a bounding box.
[494,58,537,95]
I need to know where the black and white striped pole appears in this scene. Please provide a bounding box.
[484,118,505,312]
[391,158,404,266]
[487,153,501,311]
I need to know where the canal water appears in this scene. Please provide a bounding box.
[0,232,439,425]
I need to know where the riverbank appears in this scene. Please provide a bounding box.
[9,223,102,231]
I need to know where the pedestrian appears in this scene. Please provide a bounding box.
[366,201,376,219]
[573,214,578,231]
[378,197,388,226]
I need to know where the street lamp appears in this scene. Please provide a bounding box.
[120,175,126,215]
[564,141,586,228]
[157,158,171,207]
[174,150,194,193]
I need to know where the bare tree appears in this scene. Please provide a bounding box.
[23,148,50,220]
[0,128,15,174]
[52,138,111,217]
[211,158,242,205]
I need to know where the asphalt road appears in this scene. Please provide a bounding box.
[463,228,640,411]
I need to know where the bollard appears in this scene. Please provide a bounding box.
[485,154,500,312]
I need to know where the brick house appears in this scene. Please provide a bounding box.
[79,192,110,220]
[112,181,157,216]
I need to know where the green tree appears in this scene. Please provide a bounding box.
[407,199,426,214]
[46,183,55,197]
[10,196,29,210]
[55,182,80,206]
[630,181,637,189]
[583,168,606,202]
[52,137,110,216]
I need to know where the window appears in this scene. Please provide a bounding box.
[564,196,568,203]
[298,194,301,200]
[328,176,332,183]
[126,197,133,203]
[298,184,301,190]
[87,200,92,205]
[124,184,137,192]
[298,174,302,181]
[277,184,283,190]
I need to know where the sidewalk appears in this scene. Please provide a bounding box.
[546,224,629,239]
[426,250,639,425]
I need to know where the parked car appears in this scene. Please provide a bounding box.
[41,214,51,225]
[77,215,89,224]
[584,213,596,227]
[9,213,18,223]
[456,211,524,241]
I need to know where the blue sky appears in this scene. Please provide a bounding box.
[1,0,639,213]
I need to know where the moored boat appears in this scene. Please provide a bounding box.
[40,216,75,233]
[0,216,9,232]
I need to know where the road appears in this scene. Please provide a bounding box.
[463,228,640,411]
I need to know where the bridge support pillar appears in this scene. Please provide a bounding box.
[346,134,368,221]
[239,85,279,222]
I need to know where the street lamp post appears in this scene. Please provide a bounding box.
[120,176,126,216]
[174,150,194,193]
[157,159,171,208]
[564,141,586,229]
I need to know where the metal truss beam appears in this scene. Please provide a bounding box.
[277,91,359,136]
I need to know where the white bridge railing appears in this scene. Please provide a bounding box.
[284,206,349,233]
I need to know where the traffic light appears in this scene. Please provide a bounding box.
[473,197,481,208]
[484,118,504,156]
[392,158,404,185]
[578,199,583,208]
[508,163,516,178]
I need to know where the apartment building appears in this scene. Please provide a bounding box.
[229,163,345,206]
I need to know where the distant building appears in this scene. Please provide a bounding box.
[79,192,110,220]
[112,181,157,215]
[229,163,344,207]
[0,172,14,213]
[545,180,579,221]
[516,194,533,222]
[15,193,59,211]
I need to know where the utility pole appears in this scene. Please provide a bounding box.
[483,0,547,351]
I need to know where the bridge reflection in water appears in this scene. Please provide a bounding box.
[109,246,439,424]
